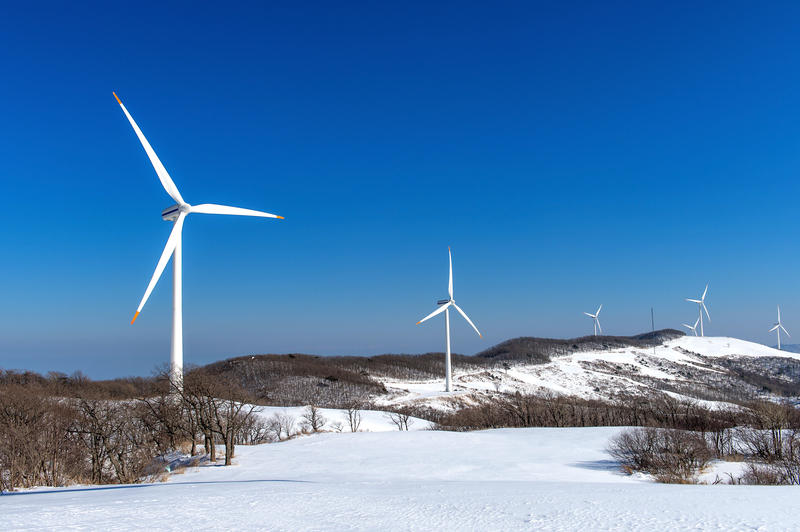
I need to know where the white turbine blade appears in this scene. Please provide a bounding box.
[584,312,596,318]
[702,284,708,301]
[596,318,602,334]
[416,302,451,325]
[596,304,602,316]
[702,302,711,321]
[781,325,790,337]
[190,203,284,219]
[682,323,693,330]
[769,324,780,332]
[686,298,701,304]
[448,247,453,299]
[131,212,186,323]
[778,306,781,322]
[452,303,482,338]
[113,93,185,206]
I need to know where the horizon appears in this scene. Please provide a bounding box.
[3,3,800,379]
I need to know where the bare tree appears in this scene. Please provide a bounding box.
[344,401,363,432]
[385,409,413,431]
[268,413,296,441]
[301,405,327,433]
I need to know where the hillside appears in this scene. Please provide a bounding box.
[193,332,800,411]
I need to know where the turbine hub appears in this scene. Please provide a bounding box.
[161,203,191,221]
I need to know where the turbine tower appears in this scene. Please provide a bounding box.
[114,93,283,388]
[685,284,710,337]
[682,316,700,337]
[769,305,790,350]
[416,247,482,392]
[584,305,602,336]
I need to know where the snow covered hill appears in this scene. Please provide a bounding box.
[3,427,797,530]
[376,336,800,411]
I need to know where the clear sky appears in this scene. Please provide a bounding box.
[2,2,800,378]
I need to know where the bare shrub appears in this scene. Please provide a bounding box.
[385,409,414,431]
[608,427,712,483]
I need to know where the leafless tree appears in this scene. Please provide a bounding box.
[344,401,363,432]
[385,409,413,431]
[301,405,327,433]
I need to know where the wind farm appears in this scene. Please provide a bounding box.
[5,3,800,531]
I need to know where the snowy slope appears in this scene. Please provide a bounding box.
[3,427,797,531]
[254,406,433,432]
[375,336,800,410]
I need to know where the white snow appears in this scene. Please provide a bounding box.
[254,406,433,432]
[2,427,797,531]
[375,336,800,410]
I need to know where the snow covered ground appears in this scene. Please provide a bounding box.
[3,427,798,531]
[254,406,434,432]
[375,336,800,410]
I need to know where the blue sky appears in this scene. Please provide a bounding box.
[2,2,800,378]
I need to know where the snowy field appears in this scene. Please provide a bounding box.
[2,426,798,531]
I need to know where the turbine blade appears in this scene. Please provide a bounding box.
[702,284,708,301]
[781,325,790,337]
[694,316,700,327]
[682,323,692,329]
[770,324,780,332]
[686,299,702,304]
[452,302,482,338]
[583,312,595,318]
[596,318,602,334]
[190,203,284,219]
[132,213,186,323]
[596,304,602,316]
[448,247,453,299]
[703,302,711,321]
[113,93,185,206]
[778,306,781,322]
[416,302,451,325]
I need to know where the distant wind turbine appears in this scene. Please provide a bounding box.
[584,305,602,336]
[416,247,482,392]
[769,306,790,350]
[685,284,710,337]
[682,316,700,337]
[114,93,284,388]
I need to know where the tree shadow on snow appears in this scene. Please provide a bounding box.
[569,460,622,473]
[0,479,310,497]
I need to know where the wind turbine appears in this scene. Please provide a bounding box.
[416,247,482,392]
[682,316,700,337]
[114,92,283,387]
[685,284,710,337]
[769,306,790,350]
[584,305,602,336]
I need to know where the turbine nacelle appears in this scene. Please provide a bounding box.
[437,299,451,306]
[162,203,189,221]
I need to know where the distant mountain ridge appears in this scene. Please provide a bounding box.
[475,329,684,363]
[774,344,800,354]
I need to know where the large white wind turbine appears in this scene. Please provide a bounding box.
[769,305,790,350]
[685,284,710,337]
[114,93,283,387]
[416,247,482,392]
[682,316,700,337]
[584,305,602,336]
